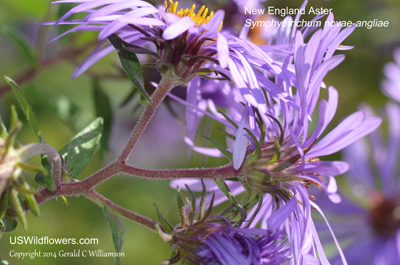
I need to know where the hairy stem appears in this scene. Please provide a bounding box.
[87,190,155,231]
[18,143,62,186]
[118,77,177,162]
[120,163,239,180]
[78,162,238,189]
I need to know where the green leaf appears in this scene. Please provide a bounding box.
[108,35,149,101]
[21,182,40,217]
[0,187,9,220]
[218,111,239,129]
[267,137,281,164]
[93,79,112,153]
[50,95,93,131]
[10,189,27,232]
[244,128,261,158]
[0,115,8,138]
[5,77,42,142]
[153,204,173,234]
[103,207,124,265]
[184,184,196,225]
[34,173,46,186]
[202,135,232,160]
[5,81,59,191]
[0,26,37,68]
[176,187,188,227]
[245,192,263,228]
[59,118,103,179]
[214,179,247,225]
[9,105,19,133]
[0,217,17,233]
[198,179,207,220]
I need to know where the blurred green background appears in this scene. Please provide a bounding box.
[0,0,399,264]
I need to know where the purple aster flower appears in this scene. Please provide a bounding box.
[47,0,226,81]
[172,10,382,265]
[317,103,400,265]
[165,216,289,265]
[382,48,400,103]
[46,0,291,123]
[158,184,290,265]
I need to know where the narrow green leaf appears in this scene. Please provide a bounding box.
[198,191,215,223]
[103,206,124,265]
[0,26,37,68]
[254,108,265,145]
[217,127,235,140]
[93,79,112,153]
[139,95,149,107]
[218,111,239,129]
[10,189,27,232]
[202,135,232,160]
[42,160,56,191]
[9,105,19,132]
[176,187,188,227]
[153,204,173,234]
[266,114,284,145]
[0,115,8,138]
[0,188,9,220]
[59,118,103,179]
[21,182,40,217]
[154,222,173,242]
[239,191,252,206]
[244,128,261,158]
[245,193,263,228]
[5,77,42,142]
[267,137,281,164]
[198,180,207,220]
[60,196,71,208]
[214,179,247,225]
[185,184,196,225]
[108,35,149,101]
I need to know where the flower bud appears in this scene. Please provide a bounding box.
[0,138,19,182]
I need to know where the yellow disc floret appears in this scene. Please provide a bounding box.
[164,0,221,29]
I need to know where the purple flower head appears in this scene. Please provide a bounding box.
[157,185,290,265]
[48,0,228,83]
[318,103,400,265]
[172,11,382,265]
[382,48,400,103]
[166,216,289,265]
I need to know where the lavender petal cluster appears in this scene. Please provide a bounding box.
[317,50,400,265]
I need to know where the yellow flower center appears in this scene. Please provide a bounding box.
[164,0,220,29]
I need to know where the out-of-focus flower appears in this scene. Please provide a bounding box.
[382,49,400,103]
[0,138,19,185]
[0,114,22,193]
[317,103,400,265]
[0,108,62,231]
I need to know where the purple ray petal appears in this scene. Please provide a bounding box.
[162,16,196,40]
[233,105,250,170]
